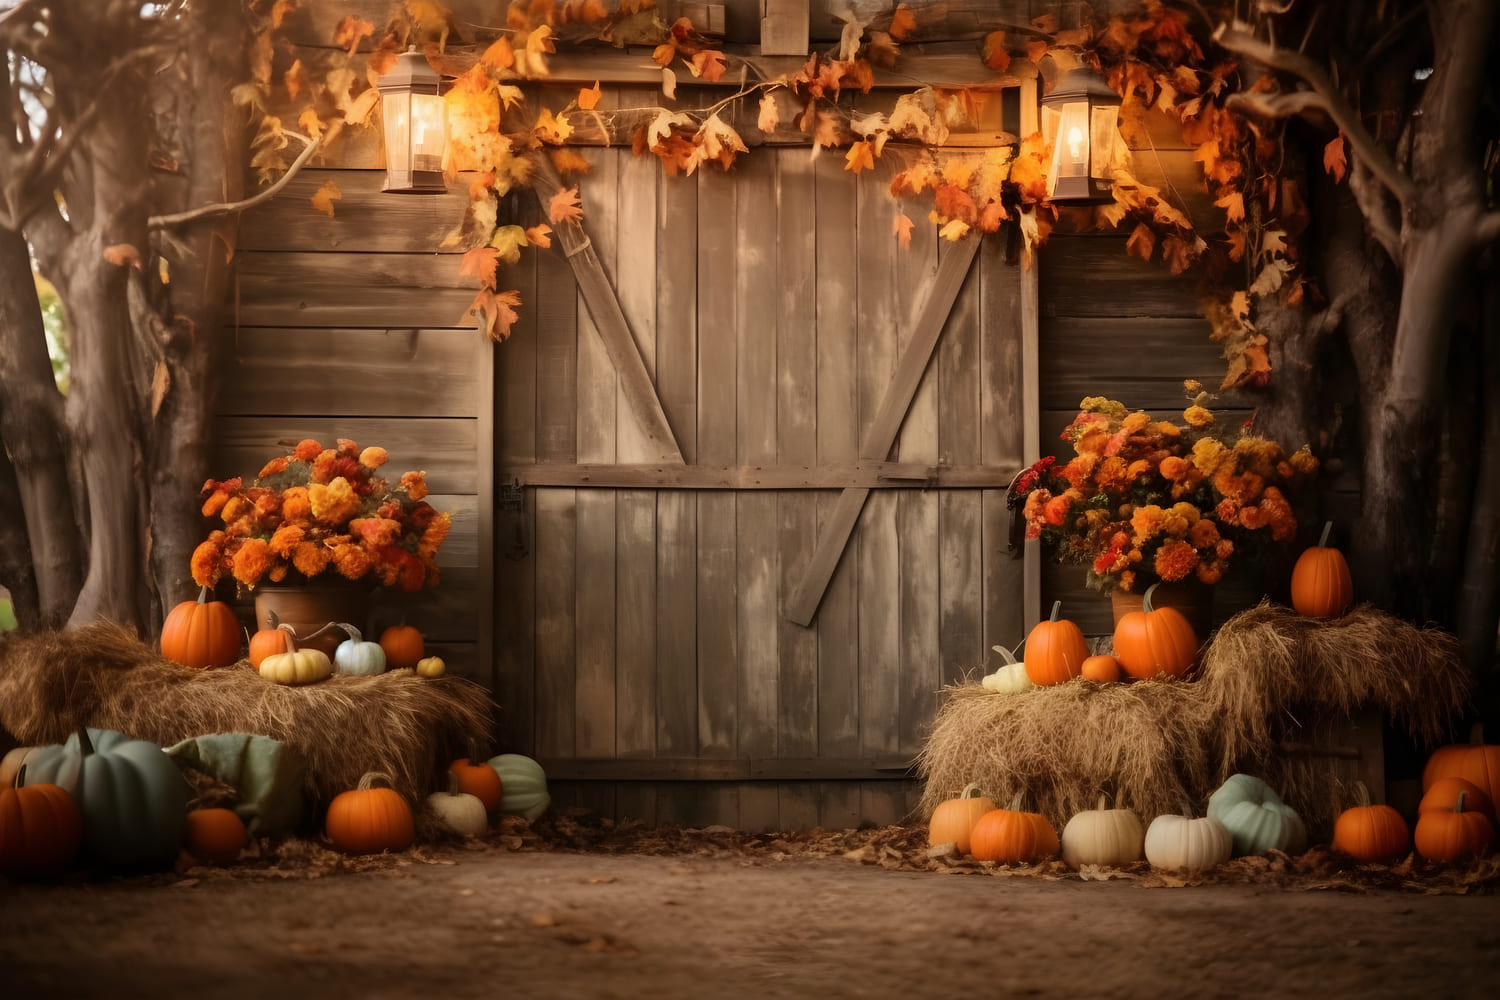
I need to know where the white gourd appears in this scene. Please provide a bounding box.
[981,645,1033,694]
[1061,794,1146,869]
[426,773,489,837]
[1143,813,1233,873]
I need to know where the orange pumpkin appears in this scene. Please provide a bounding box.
[1331,781,1408,864]
[1023,601,1090,686]
[379,624,426,671]
[1421,725,1500,808]
[1419,777,1494,821]
[247,610,292,668]
[1290,521,1353,618]
[1413,790,1495,863]
[927,783,997,855]
[1080,654,1121,683]
[0,766,83,873]
[448,757,503,813]
[160,585,242,668]
[1111,583,1198,680]
[184,807,247,865]
[969,792,1059,864]
[325,772,415,855]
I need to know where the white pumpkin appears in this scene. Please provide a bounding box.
[0,745,36,787]
[1061,794,1145,869]
[332,623,386,676]
[1143,813,1233,873]
[426,773,489,837]
[981,645,1033,694]
[1207,773,1307,856]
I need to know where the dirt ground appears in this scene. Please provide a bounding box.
[4,816,1500,999]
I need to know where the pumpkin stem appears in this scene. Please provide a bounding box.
[14,762,25,788]
[76,725,95,757]
[1049,600,1063,622]
[336,622,363,644]
[196,584,214,604]
[1142,582,1160,614]
[357,771,399,793]
[1317,521,1333,548]
[960,782,984,800]
[1351,780,1371,809]
[1455,790,1468,814]
[1096,793,1108,811]
[446,771,461,796]
[276,623,302,652]
[1005,790,1025,812]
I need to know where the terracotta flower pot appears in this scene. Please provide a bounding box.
[252,580,372,659]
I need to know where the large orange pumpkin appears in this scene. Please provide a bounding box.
[325,772,414,854]
[1420,777,1494,822]
[1111,583,1198,680]
[1422,725,1500,808]
[1413,790,1495,863]
[379,625,426,671]
[1331,781,1408,864]
[969,792,1059,864]
[927,783,997,856]
[160,585,242,668]
[1023,601,1090,686]
[1290,521,1353,618]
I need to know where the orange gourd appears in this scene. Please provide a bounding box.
[1290,521,1353,618]
[1023,601,1090,686]
[448,756,503,813]
[247,610,291,668]
[927,783,997,856]
[160,585,242,668]
[379,624,426,671]
[185,807,247,865]
[1413,790,1495,863]
[0,766,83,874]
[1111,583,1198,680]
[1421,725,1500,808]
[1080,654,1121,683]
[1419,777,1494,821]
[325,772,415,855]
[1331,781,1409,864]
[969,792,1059,864]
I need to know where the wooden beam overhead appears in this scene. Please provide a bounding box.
[502,462,1019,490]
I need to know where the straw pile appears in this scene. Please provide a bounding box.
[916,602,1470,838]
[0,621,496,807]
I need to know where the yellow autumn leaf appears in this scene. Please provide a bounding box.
[310,180,342,217]
[894,213,914,248]
[481,37,515,70]
[844,140,875,174]
[757,94,780,135]
[488,224,530,265]
[938,219,970,242]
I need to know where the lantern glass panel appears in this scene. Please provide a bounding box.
[1043,99,1091,197]
[383,91,413,172]
[1089,105,1119,180]
[410,93,446,173]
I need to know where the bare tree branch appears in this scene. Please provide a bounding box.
[149,131,320,229]
[1214,24,1417,208]
[1346,156,1402,266]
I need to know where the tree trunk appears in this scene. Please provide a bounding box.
[0,228,83,623]
[0,443,40,627]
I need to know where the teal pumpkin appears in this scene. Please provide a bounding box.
[487,753,550,821]
[21,727,189,869]
[1207,773,1307,857]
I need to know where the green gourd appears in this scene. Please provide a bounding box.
[486,753,550,821]
[1207,773,1307,856]
[21,727,189,870]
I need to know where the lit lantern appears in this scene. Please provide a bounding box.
[377,48,446,194]
[1039,67,1123,203]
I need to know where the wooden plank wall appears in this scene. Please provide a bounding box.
[496,88,1027,830]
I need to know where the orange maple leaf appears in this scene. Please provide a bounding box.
[333,16,374,55]
[578,80,602,110]
[460,247,501,291]
[690,50,727,82]
[550,149,593,176]
[467,288,523,343]
[1160,234,1199,275]
[284,59,308,101]
[1125,223,1156,261]
[652,42,676,67]
[1323,133,1347,184]
[978,200,1007,233]
[310,180,341,217]
[469,172,496,200]
[525,224,553,249]
[894,213,914,248]
[548,186,584,225]
[845,140,876,174]
[981,32,1011,72]
[481,37,516,70]
[934,183,977,224]
[890,4,917,41]
[1214,190,1245,224]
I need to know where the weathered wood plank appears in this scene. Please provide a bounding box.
[979,232,1027,659]
[1040,316,1245,410]
[534,197,580,465]
[235,251,473,289]
[499,462,1017,489]
[493,487,537,754]
[238,170,480,253]
[539,757,912,781]
[232,283,477,329]
[216,327,478,417]
[211,417,478,493]
[1040,235,1208,319]
[696,162,739,758]
[534,487,577,758]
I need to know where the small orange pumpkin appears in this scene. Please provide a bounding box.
[184,807,247,865]
[379,624,426,671]
[1421,724,1500,808]
[1290,521,1353,618]
[448,756,503,813]
[1112,583,1198,680]
[1413,790,1495,863]
[1080,654,1121,683]
[927,783,996,855]
[325,772,415,855]
[247,610,292,669]
[160,585,242,668]
[1023,601,1090,686]
[0,766,83,874]
[969,792,1059,864]
[1331,781,1409,864]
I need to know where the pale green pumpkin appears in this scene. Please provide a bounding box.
[21,727,188,870]
[487,753,550,821]
[1207,773,1307,856]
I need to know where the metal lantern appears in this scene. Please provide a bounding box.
[1039,67,1123,203]
[377,48,446,194]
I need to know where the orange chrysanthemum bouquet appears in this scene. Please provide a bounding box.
[190,438,451,594]
[1008,387,1319,593]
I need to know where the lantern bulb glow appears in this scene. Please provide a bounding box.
[1067,126,1084,160]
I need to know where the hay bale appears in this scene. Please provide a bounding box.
[916,602,1470,838]
[0,621,496,808]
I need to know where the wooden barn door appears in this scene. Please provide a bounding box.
[494,87,1034,829]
